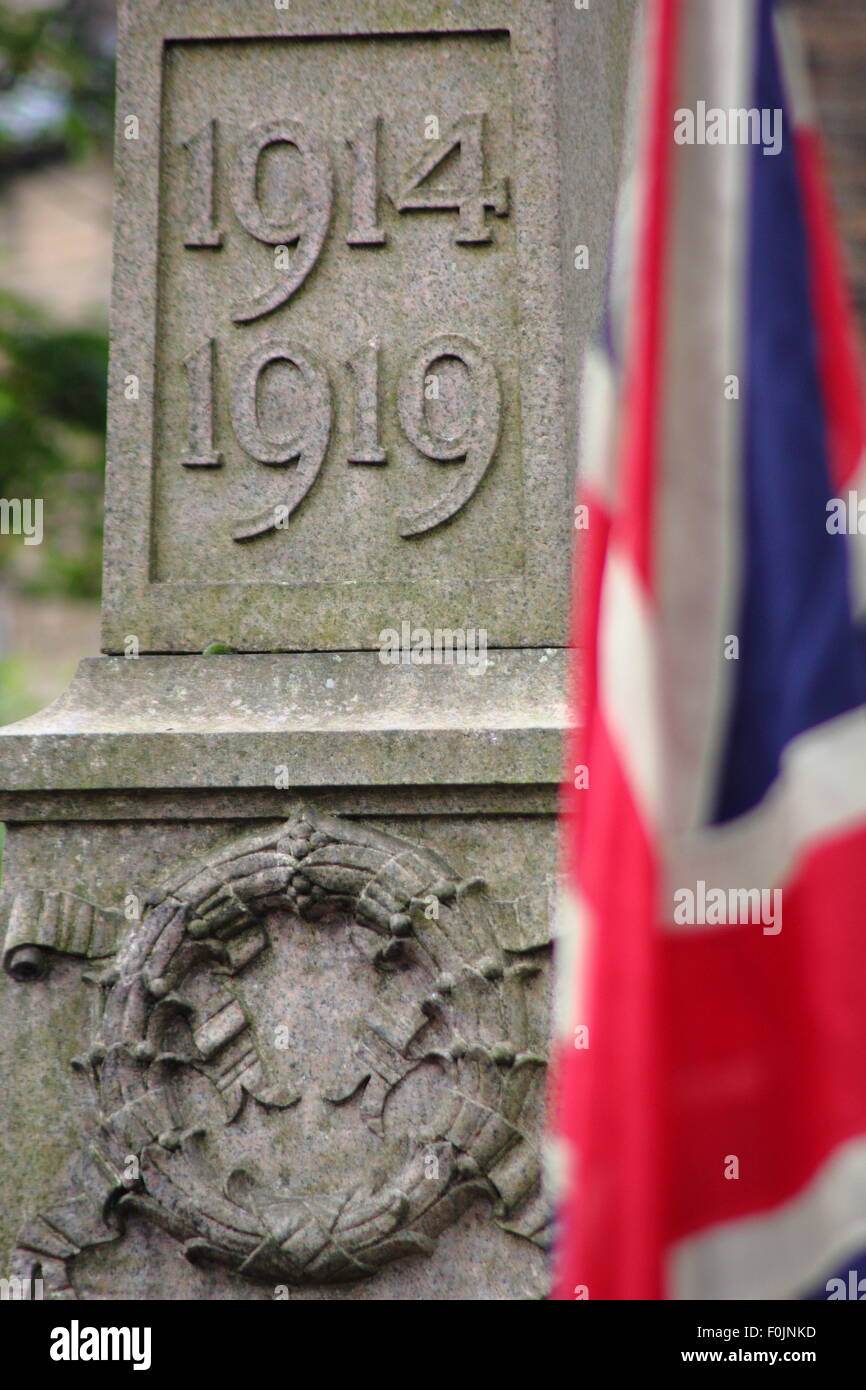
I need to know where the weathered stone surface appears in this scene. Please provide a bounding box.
[1,812,556,1299]
[0,649,566,794]
[21,817,547,1289]
[101,0,627,653]
[0,0,633,1300]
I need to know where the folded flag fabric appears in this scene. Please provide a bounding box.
[551,0,866,1301]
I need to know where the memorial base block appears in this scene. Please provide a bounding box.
[0,651,564,1300]
[0,0,633,1300]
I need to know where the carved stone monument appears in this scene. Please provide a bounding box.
[0,0,631,1300]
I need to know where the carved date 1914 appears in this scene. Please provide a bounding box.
[178,112,509,541]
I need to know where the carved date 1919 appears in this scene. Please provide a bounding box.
[178,112,510,541]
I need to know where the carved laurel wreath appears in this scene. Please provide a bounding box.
[10,813,549,1295]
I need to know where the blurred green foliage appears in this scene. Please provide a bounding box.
[0,292,107,598]
[0,1,114,601]
[0,0,114,173]
[0,651,41,723]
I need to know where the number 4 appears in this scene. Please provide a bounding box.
[392,113,508,244]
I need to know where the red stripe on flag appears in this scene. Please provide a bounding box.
[553,716,664,1300]
[615,0,680,589]
[553,0,682,1302]
[552,0,682,1301]
[666,819,866,1247]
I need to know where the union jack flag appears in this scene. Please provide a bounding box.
[551,0,866,1300]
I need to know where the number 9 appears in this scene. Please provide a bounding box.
[230,119,333,325]
[230,340,332,541]
[397,335,501,538]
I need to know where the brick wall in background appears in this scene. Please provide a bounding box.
[797,0,866,334]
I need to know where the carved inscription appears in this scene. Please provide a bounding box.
[182,119,223,250]
[186,332,500,538]
[176,109,510,542]
[346,340,387,466]
[398,335,502,539]
[392,113,509,245]
[229,341,331,541]
[180,338,221,468]
[229,119,334,324]
[346,117,388,247]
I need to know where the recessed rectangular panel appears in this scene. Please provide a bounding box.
[154,34,520,586]
[102,1,573,651]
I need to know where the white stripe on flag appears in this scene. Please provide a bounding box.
[579,345,618,510]
[657,0,754,836]
[774,4,818,131]
[663,704,866,925]
[840,450,866,622]
[599,546,663,830]
[553,880,592,1047]
[669,1132,866,1299]
[605,0,651,372]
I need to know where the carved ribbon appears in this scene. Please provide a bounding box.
[2,888,124,980]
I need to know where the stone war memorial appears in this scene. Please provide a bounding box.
[0,1,630,1301]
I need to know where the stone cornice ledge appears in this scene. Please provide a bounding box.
[0,650,569,791]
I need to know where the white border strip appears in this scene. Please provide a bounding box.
[834,451,866,622]
[656,0,754,835]
[599,546,663,830]
[669,1132,866,1299]
[553,880,592,1047]
[774,4,817,131]
[664,704,866,923]
[579,345,619,511]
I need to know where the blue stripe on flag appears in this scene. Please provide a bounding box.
[712,0,866,824]
[802,1250,866,1301]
